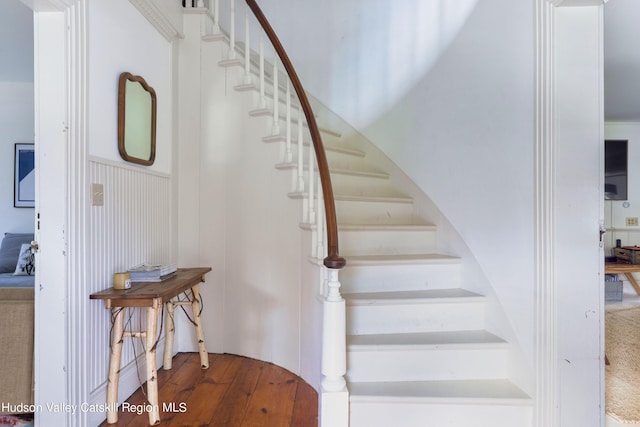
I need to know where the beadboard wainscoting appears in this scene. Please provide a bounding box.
[86,157,174,425]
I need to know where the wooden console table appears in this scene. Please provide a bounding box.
[605,262,640,296]
[90,267,211,425]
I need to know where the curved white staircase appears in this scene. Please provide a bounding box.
[194,8,533,425]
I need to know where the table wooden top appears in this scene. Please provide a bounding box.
[605,262,640,274]
[90,267,211,307]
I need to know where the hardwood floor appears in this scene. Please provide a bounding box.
[98,353,318,427]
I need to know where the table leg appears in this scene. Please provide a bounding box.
[624,272,640,296]
[163,301,175,370]
[107,307,125,424]
[146,302,161,425]
[190,284,209,369]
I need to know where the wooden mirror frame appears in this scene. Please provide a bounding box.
[118,72,157,166]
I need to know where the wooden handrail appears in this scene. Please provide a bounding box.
[245,0,346,270]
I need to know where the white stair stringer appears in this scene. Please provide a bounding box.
[204,30,532,427]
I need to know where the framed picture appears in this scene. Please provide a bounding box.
[14,143,35,208]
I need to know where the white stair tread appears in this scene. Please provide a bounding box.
[338,223,436,231]
[289,191,413,203]
[275,162,387,178]
[344,288,483,305]
[348,330,506,349]
[349,379,531,404]
[262,136,364,157]
[345,253,461,266]
[335,193,414,203]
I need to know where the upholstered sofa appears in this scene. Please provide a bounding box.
[0,233,35,409]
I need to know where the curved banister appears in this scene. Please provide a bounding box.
[245,0,346,270]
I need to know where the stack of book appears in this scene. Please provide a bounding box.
[128,263,177,282]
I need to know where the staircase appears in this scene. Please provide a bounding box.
[192,4,533,426]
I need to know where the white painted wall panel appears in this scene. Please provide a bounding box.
[87,158,173,412]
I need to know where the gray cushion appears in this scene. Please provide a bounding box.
[0,233,34,273]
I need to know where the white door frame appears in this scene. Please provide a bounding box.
[26,0,87,425]
[535,1,605,426]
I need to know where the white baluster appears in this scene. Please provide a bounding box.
[317,179,325,260]
[272,56,280,135]
[228,0,236,60]
[321,269,348,412]
[212,0,220,34]
[259,37,266,108]
[297,108,305,192]
[285,79,292,163]
[308,143,316,225]
[243,9,251,84]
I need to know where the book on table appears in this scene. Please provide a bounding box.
[128,263,177,282]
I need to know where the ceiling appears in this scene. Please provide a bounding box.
[0,0,638,120]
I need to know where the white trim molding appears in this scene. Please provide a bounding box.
[64,1,90,425]
[534,1,557,426]
[535,1,605,426]
[129,0,185,42]
[20,0,81,12]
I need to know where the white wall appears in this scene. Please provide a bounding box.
[604,122,640,250]
[88,0,173,174]
[0,0,35,235]
[0,83,35,234]
[361,0,536,362]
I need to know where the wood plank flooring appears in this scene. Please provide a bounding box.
[98,353,318,427]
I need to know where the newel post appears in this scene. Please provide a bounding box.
[320,268,349,427]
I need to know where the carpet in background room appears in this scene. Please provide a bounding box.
[606,305,640,424]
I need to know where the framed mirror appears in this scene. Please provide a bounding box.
[118,72,157,166]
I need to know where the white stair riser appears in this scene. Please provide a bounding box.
[326,150,370,171]
[335,199,417,225]
[349,402,533,427]
[347,301,485,335]
[331,173,395,195]
[275,148,371,173]
[339,229,437,256]
[341,263,462,293]
[281,171,396,198]
[346,346,508,382]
